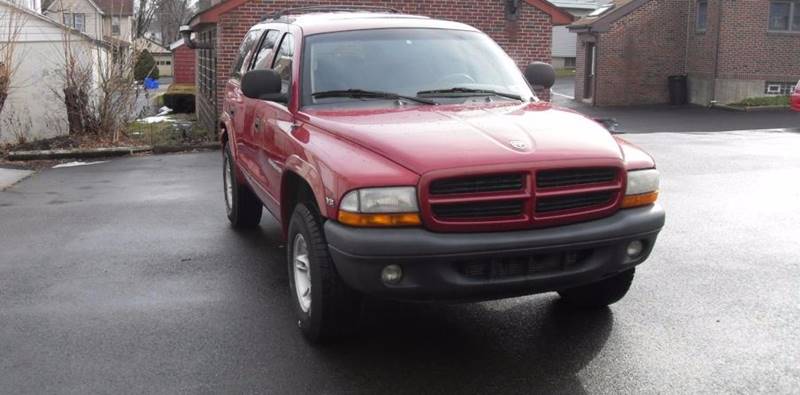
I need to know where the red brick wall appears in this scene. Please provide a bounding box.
[716,0,800,81]
[172,44,196,84]
[686,0,716,80]
[209,0,555,123]
[591,0,688,106]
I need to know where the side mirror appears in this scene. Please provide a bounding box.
[241,69,285,102]
[524,62,556,90]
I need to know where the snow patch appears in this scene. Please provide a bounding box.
[53,161,109,169]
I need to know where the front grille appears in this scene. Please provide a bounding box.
[423,165,622,231]
[432,200,524,220]
[536,192,613,213]
[430,174,523,195]
[537,168,617,188]
[458,250,592,279]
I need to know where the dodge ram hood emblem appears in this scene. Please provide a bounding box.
[509,140,529,150]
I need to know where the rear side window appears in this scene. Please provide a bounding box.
[272,33,295,99]
[231,29,263,79]
[252,30,281,70]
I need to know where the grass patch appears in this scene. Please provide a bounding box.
[730,96,790,107]
[127,113,212,146]
[555,68,576,78]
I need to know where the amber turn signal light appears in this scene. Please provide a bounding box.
[338,211,422,227]
[621,191,659,208]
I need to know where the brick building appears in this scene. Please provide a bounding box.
[569,0,800,107]
[183,0,573,133]
[170,40,196,84]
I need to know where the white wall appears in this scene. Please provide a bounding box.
[43,0,103,41]
[1,3,107,143]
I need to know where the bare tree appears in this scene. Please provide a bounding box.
[154,0,192,45]
[134,0,157,39]
[0,2,27,116]
[54,9,140,142]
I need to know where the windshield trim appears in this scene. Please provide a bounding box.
[299,27,537,109]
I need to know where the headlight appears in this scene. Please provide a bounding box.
[338,187,421,227]
[622,169,659,208]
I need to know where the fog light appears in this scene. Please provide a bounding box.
[626,240,644,258]
[381,264,403,284]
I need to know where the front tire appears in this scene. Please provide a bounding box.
[287,203,362,343]
[558,269,635,308]
[223,143,262,228]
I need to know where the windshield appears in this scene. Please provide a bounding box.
[301,28,535,106]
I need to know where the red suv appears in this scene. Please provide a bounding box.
[218,7,665,342]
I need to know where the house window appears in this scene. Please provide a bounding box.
[112,16,120,36]
[765,81,796,95]
[564,57,576,68]
[74,13,85,32]
[769,1,800,31]
[696,1,708,32]
[62,13,86,32]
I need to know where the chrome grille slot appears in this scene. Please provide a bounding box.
[536,192,613,213]
[537,168,617,188]
[432,200,524,220]
[430,174,523,195]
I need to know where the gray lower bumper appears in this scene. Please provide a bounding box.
[324,204,665,301]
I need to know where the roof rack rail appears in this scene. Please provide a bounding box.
[261,5,401,21]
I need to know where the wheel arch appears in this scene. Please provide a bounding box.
[280,160,330,239]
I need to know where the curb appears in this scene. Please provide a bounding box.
[151,143,220,154]
[5,144,219,161]
[713,104,791,112]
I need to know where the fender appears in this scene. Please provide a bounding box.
[281,154,329,232]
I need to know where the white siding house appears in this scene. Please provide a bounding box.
[43,0,134,43]
[0,0,109,143]
[551,0,603,69]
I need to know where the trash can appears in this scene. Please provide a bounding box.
[668,75,688,105]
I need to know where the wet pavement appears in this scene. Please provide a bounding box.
[550,77,800,134]
[1,130,799,393]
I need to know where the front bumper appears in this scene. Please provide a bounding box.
[325,204,665,302]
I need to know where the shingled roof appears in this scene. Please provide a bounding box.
[568,0,644,32]
[93,0,133,16]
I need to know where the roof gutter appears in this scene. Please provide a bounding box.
[179,25,212,49]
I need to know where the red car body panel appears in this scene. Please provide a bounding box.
[791,81,800,112]
[221,16,658,237]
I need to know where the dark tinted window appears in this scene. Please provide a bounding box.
[231,29,263,79]
[696,1,707,31]
[272,33,295,98]
[768,1,799,31]
[252,30,281,70]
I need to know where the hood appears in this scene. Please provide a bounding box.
[303,102,624,175]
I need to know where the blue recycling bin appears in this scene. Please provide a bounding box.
[144,78,159,90]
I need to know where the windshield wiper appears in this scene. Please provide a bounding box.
[417,87,524,102]
[312,89,436,105]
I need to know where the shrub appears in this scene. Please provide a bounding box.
[134,49,160,81]
[730,96,790,107]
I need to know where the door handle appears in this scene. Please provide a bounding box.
[254,119,261,132]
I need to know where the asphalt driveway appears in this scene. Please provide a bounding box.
[551,77,800,133]
[2,130,800,393]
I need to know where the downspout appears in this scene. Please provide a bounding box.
[592,32,599,107]
[180,25,213,49]
[684,0,691,74]
[710,0,723,104]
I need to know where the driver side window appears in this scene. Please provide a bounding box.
[272,33,295,100]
